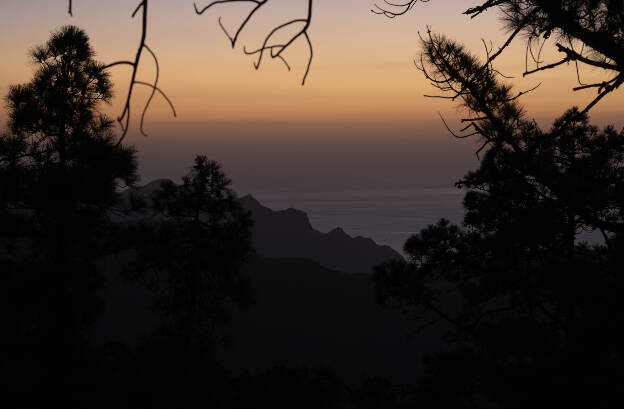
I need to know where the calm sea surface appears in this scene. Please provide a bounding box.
[252,187,466,255]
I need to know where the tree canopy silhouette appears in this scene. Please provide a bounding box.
[0,27,257,407]
[373,15,623,408]
[124,156,253,350]
[377,0,623,114]
[64,1,176,141]
[0,25,138,403]
[3,2,622,406]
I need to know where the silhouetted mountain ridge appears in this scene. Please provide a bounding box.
[93,182,417,385]
[124,181,402,274]
[238,193,402,274]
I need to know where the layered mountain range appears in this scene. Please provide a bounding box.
[239,193,402,274]
[121,179,403,273]
[93,181,429,384]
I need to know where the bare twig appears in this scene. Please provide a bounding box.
[194,0,267,48]
[464,0,505,18]
[506,82,542,102]
[194,0,314,85]
[579,75,624,115]
[68,0,176,143]
[438,113,479,139]
[523,57,570,77]
[371,0,422,18]
[554,43,619,72]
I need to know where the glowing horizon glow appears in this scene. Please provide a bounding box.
[1,0,622,189]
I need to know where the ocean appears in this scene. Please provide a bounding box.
[253,187,466,255]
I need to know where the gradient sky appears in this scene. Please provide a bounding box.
[1,0,622,194]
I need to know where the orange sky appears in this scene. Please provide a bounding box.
[1,0,622,189]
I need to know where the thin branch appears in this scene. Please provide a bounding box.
[114,0,149,141]
[134,81,177,118]
[117,1,175,142]
[573,76,619,92]
[438,113,480,139]
[371,0,422,18]
[67,0,176,142]
[484,10,535,67]
[523,57,570,77]
[579,75,624,116]
[194,0,262,15]
[195,1,267,48]
[573,41,587,87]
[554,43,619,72]
[195,0,314,85]
[464,0,505,18]
[139,45,176,136]
[506,82,541,101]
[102,61,134,69]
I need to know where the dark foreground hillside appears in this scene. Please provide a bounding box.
[94,182,422,385]
[91,255,441,385]
[219,256,441,384]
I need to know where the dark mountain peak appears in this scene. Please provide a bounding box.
[136,179,172,195]
[352,235,377,246]
[279,208,312,229]
[241,196,403,274]
[328,227,347,236]
[239,194,263,209]
[241,196,313,232]
[124,181,402,274]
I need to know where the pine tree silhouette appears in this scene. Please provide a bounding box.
[0,26,138,404]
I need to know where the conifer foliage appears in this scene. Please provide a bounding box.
[0,26,138,400]
[374,22,623,409]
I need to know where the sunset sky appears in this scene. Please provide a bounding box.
[1,0,622,194]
